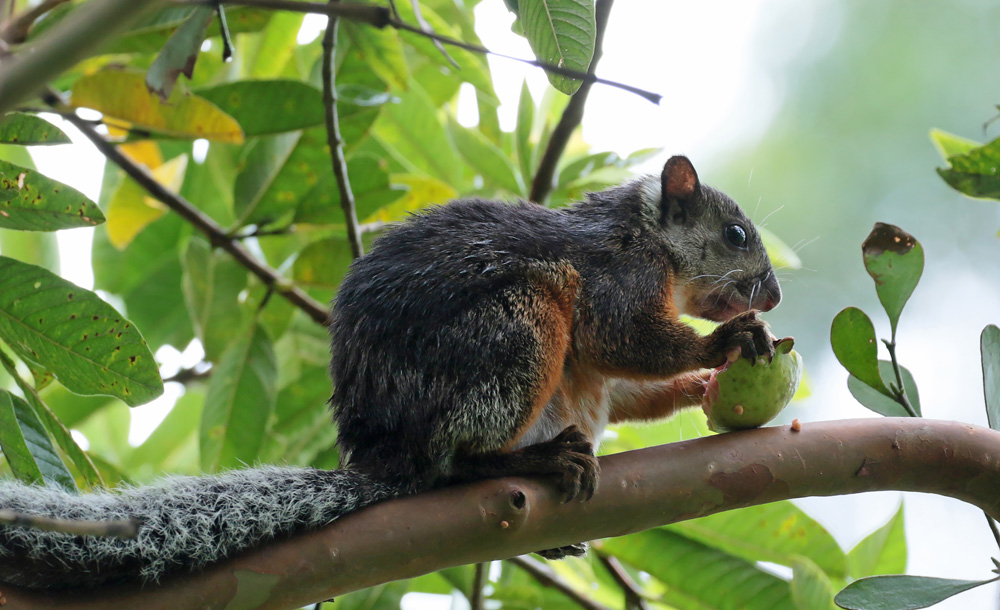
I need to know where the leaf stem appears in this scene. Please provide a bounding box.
[881,338,918,417]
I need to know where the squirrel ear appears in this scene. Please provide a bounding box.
[659,156,701,225]
[661,155,700,201]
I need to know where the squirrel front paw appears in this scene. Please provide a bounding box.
[705,310,775,367]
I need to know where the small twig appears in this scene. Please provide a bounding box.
[161,365,213,384]
[47,94,331,327]
[469,562,487,610]
[408,0,458,69]
[529,0,613,204]
[214,2,234,61]
[881,338,918,417]
[359,219,390,234]
[0,0,71,43]
[0,508,140,539]
[230,225,295,239]
[507,556,615,610]
[322,0,364,259]
[986,513,1000,554]
[175,0,661,104]
[595,552,651,610]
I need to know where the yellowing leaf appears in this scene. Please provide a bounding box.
[364,174,456,223]
[119,141,164,169]
[71,69,244,143]
[106,155,188,249]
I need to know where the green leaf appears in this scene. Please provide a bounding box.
[847,361,920,418]
[0,389,44,487]
[0,390,76,491]
[0,113,71,145]
[196,80,325,137]
[249,11,304,78]
[447,117,525,195]
[861,224,924,337]
[292,236,355,290]
[201,324,277,471]
[0,350,104,488]
[0,160,106,231]
[0,256,163,406]
[146,6,215,99]
[233,131,303,226]
[326,581,410,609]
[669,501,847,579]
[761,226,803,271]
[181,238,249,361]
[515,82,536,181]
[372,83,462,184]
[343,21,409,91]
[92,208,193,351]
[929,129,979,160]
[792,557,838,610]
[293,155,401,225]
[127,389,202,475]
[519,0,596,95]
[935,134,1000,200]
[261,365,339,465]
[982,325,1000,431]
[831,307,892,397]
[847,504,907,579]
[603,529,796,610]
[835,575,997,610]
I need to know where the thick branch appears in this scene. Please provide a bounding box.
[0,0,162,113]
[322,0,364,259]
[62,113,331,326]
[0,0,71,43]
[530,0,613,204]
[6,418,1000,609]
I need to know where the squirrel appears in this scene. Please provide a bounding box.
[0,155,780,590]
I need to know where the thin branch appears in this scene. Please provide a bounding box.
[986,513,1000,554]
[0,0,163,113]
[6,419,1000,609]
[174,0,661,104]
[0,509,139,539]
[322,0,364,259]
[408,0,458,69]
[508,556,614,610]
[595,552,650,610]
[0,0,71,44]
[529,0,613,204]
[881,338,918,417]
[54,104,331,327]
[162,365,213,385]
[469,562,487,610]
[359,219,390,235]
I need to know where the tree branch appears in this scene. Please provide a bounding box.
[322,0,363,259]
[529,0,612,204]
[174,0,661,104]
[594,552,650,610]
[469,562,487,610]
[0,0,72,43]
[0,510,139,539]
[60,111,331,327]
[0,0,163,113]
[507,556,614,610]
[6,418,1000,609]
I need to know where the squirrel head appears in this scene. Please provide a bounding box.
[648,155,781,322]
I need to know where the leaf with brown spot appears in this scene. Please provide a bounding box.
[146,6,215,100]
[0,256,162,407]
[862,223,924,337]
[0,160,106,231]
[0,113,71,145]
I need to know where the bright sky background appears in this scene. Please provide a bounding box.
[14,1,999,608]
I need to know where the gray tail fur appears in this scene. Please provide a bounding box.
[0,466,399,589]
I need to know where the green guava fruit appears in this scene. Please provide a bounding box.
[702,337,803,432]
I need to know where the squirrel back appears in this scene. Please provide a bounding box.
[0,155,780,589]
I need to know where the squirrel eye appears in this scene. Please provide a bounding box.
[724,224,748,248]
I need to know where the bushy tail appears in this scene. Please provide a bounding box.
[0,466,399,590]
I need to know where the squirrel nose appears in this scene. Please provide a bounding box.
[758,274,781,312]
